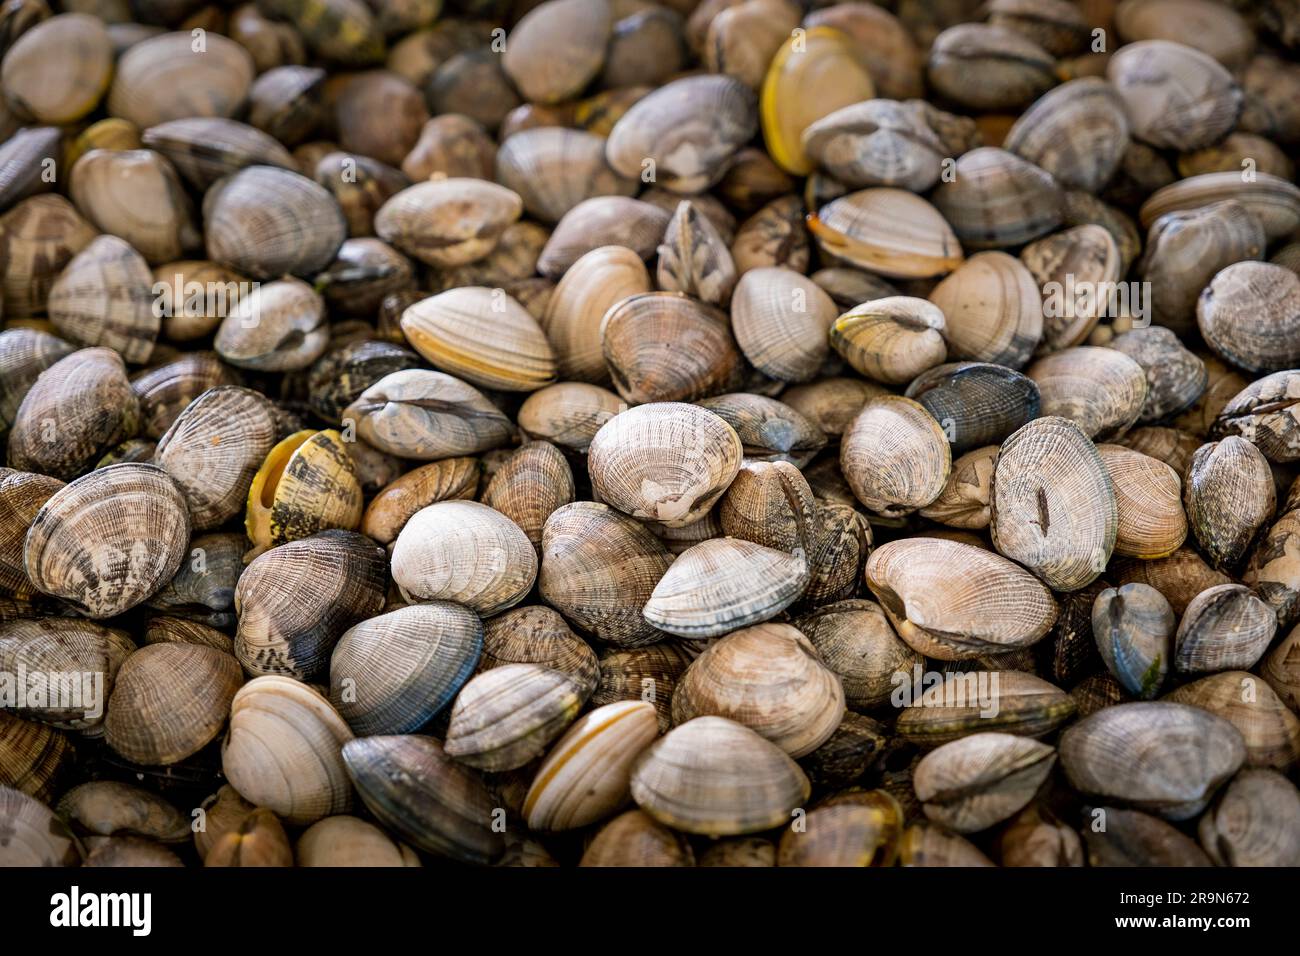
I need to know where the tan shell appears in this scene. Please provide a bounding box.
[214,278,328,372]
[706,0,800,91]
[0,469,64,599]
[24,463,190,619]
[929,252,1043,369]
[865,537,1058,660]
[1184,436,1275,568]
[391,500,537,615]
[579,808,694,866]
[0,618,134,732]
[1197,768,1300,867]
[926,23,1055,112]
[1174,584,1276,674]
[56,780,190,843]
[920,445,998,530]
[361,457,479,545]
[630,716,810,836]
[0,711,74,805]
[1096,444,1187,559]
[913,733,1056,833]
[1021,225,1122,352]
[1165,671,1299,770]
[840,396,950,517]
[670,623,843,757]
[1092,583,1174,699]
[483,441,574,552]
[0,195,98,318]
[1197,262,1300,374]
[131,352,239,440]
[104,643,242,765]
[222,675,355,826]
[2,13,112,124]
[790,600,915,712]
[781,376,886,439]
[1107,39,1241,151]
[537,196,670,278]
[297,815,420,867]
[478,605,598,693]
[522,700,659,831]
[501,0,611,104]
[1139,172,1300,243]
[656,200,738,307]
[895,670,1076,747]
[808,188,963,279]
[444,663,588,771]
[1003,78,1130,193]
[800,99,962,193]
[47,234,157,364]
[142,117,295,191]
[831,296,946,385]
[375,177,525,269]
[342,369,515,460]
[540,246,650,383]
[990,416,1117,592]
[108,30,253,128]
[496,126,635,225]
[0,786,80,867]
[728,266,838,383]
[731,194,810,275]
[518,382,623,453]
[931,147,1062,251]
[898,823,995,866]
[70,148,199,266]
[1026,347,1148,441]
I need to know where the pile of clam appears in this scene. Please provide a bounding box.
[3,0,1300,869]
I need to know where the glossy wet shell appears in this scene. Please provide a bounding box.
[104,643,242,766]
[865,537,1058,660]
[0,711,74,805]
[629,716,810,836]
[991,416,1117,591]
[360,458,480,545]
[840,396,950,517]
[1059,701,1246,820]
[906,362,1040,455]
[1096,444,1187,559]
[343,735,502,865]
[390,500,537,615]
[1026,347,1148,441]
[24,463,190,619]
[928,252,1043,369]
[808,188,963,279]
[831,296,946,386]
[222,676,355,826]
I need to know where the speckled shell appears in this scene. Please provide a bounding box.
[1184,436,1275,568]
[360,458,480,545]
[906,362,1040,454]
[1197,262,1300,374]
[1096,444,1187,559]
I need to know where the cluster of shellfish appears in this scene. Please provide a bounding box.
[2,0,1300,868]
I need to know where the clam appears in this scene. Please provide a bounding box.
[1059,701,1245,820]
[540,246,650,384]
[141,117,294,191]
[104,642,242,765]
[928,253,1042,370]
[1111,546,1233,616]
[0,712,73,804]
[1083,806,1212,866]
[830,297,945,386]
[669,623,843,757]
[781,376,886,440]
[913,733,1055,834]
[516,384,622,456]
[306,339,420,425]
[760,27,875,176]
[602,293,741,404]
[390,500,537,615]
[1021,225,1122,352]
[244,428,362,558]
[215,278,328,372]
[1025,347,1147,441]
[656,200,737,308]
[154,385,279,531]
[1091,583,1173,699]
[297,816,419,868]
[698,836,776,868]
[1263,625,1300,713]
[83,836,184,867]
[1180,132,1293,181]
[483,441,575,551]
[898,823,995,867]
[1108,327,1207,423]
[204,808,293,867]
[223,676,354,826]
[731,194,810,274]
[727,267,837,384]
[801,99,963,193]
[0,126,60,213]
[70,148,198,266]
[522,700,658,831]
[705,0,799,91]
[906,362,1040,454]
[803,3,922,99]
[108,30,254,128]
[1003,78,1130,193]
[0,787,80,867]
[0,329,75,441]
[342,369,515,460]
[479,605,599,693]
[1115,0,1255,66]
[1165,672,1299,770]
[1058,190,1144,274]
[895,671,1075,747]
[245,65,326,147]
[1184,436,1275,568]
[605,74,758,193]
[776,794,902,867]
[0,195,98,318]
[718,459,816,553]
[591,642,694,732]
[808,188,962,279]
[697,394,825,466]
[496,127,636,226]
[24,463,190,618]
[1244,481,1300,627]
[259,0,383,66]
[1114,426,1200,476]
[56,781,189,843]
[1107,39,1241,151]
[374,177,521,268]
[235,530,387,680]
[228,3,307,72]
[0,469,63,598]
[342,735,501,865]
[1198,262,1300,374]
[1198,769,1300,867]
[1139,172,1300,244]
[360,458,480,546]
[865,538,1058,660]
[401,113,495,181]
[333,71,427,169]
[537,197,670,278]
[1211,370,1300,463]
[1173,584,1276,674]
[0,618,134,731]
[400,287,557,392]
[920,445,998,529]
[143,616,233,654]
[932,148,1063,251]
[501,0,610,103]
[330,602,483,736]
[587,402,741,528]
[1096,444,1187,559]
[926,23,1055,112]
[1,13,111,124]
[840,396,950,517]
[193,784,255,862]
[630,716,810,836]
[579,808,694,866]
[444,663,588,772]
[426,48,521,131]
[312,152,409,238]
[149,261,252,343]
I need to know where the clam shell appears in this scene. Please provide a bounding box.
[342,735,502,865]
[444,662,588,771]
[800,99,955,193]
[791,600,921,712]
[1083,805,1211,866]
[479,605,599,693]
[1026,346,1148,441]
[0,786,80,866]
[928,252,1043,369]
[537,196,670,279]
[865,537,1058,660]
[697,393,825,466]
[1003,78,1130,193]
[518,382,623,453]
[1198,769,1300,867]
[47,235,157,364]
[0,712,74,805]
[296,815,419,867]
[1139,172,1300,243]
[732,194,810,274]
[1092,583,1173,699]
[502,0,611,104]
[629,715,810,836]
[1109,327,1207,423]
[719,459,816,553]
[222,675,354,826]
[1244,480,1300,628]
[244,428,362,558]
[730,266,838,384]
[330,602,483,736]
[670,623,844,757]
[831,296,945,386]
[579,807,694,866]
[1197,261,1300,374]
[496,126,635,224]
[108,30,254,128]
[1021,224,1122,352]
[541,245,651,383]
[895,671,1075,747]
[1211,370,1300,463]
[926,23,1055,112]
[898,822,995,866]
[657,200,738,307]
[1111,545,1233,616]
[1165,671,1299,770]
[25,463,190,618]
[906,362,1039,454]
[132,351,241,439]
[361,458,480,546]
[205,800,296,866]
[0,618,134,732]
[1107,39,1242,151]
[0,195,98,318]
[591,641,694,733]
[483,441,574,552]
[56,780,190,843]
[1174,584,1276,674]
[931,147,1063,251]
[104,642,242,765]
[142,117,295,191]
[0,329,75,439]
[1184,436,1274,568]
[1096,444,1187,559]
[1059,701,1246,820]
[808,188,963,279]
[522,700,659,831]
[390,500,537,615]
[840,396,950,517]
[920,445,998,529]
[215,277,328,372]
[913,733,1056,833]
[0,469,63,599]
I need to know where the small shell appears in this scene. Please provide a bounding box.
[222,676,354,827]
[0,469,63,599]
[656,200,738,307]
[47,235,157,364]
[0,711,74,805]
[142,117,295,191]
[920,445,998,529]
[1174,584,1276,674]
[602,293,742,404]
[361,458,480,547]
[808,188,963,279]
[801,99,960,193]
[579,808,694,866]
[931,148,1063,251]
[1082,805,1211,866]
[296,815,419,867]
[840,396,950,517]
[444,663,588,771]
[1026,346,1148,441]
[1184,436,1275,568]
[244,428,362,559]
[108,30,254,128]
[928,252,1043,370]
[1107,39,1242,151]
[496,126,636,225]
[1092,583,1174,699]
[697,393,826,467]
[591,642,693,732]
[0,195,98,318]
[865,537,1058,660]
[391,500,537,615]
[0,786,80,866]
[518,382,623,453]
[906,363,1039,454]
[898,823,995,866]
[1003,78,1130,193]
[732,194,810,274]
[478,605,599,693]
[1211,370,1300,463]
[1021,224,1123,352]
[0,618,134,731]
[501,0,611,104]
[1139,172,1300,244]
[913,733,1056,833]
[1096,444,1187,559]
[1198,769,1300,867]
[926,23,1055,112]
[1197,262,1300,374]
[540,246,650,383]
[56,781,189,843]
[895,671,1076,747]
[830,297,945,386]
[630,716,810,836]
[537,197,670,279]
[1165,672,1299,770]
[781,376,887,439]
